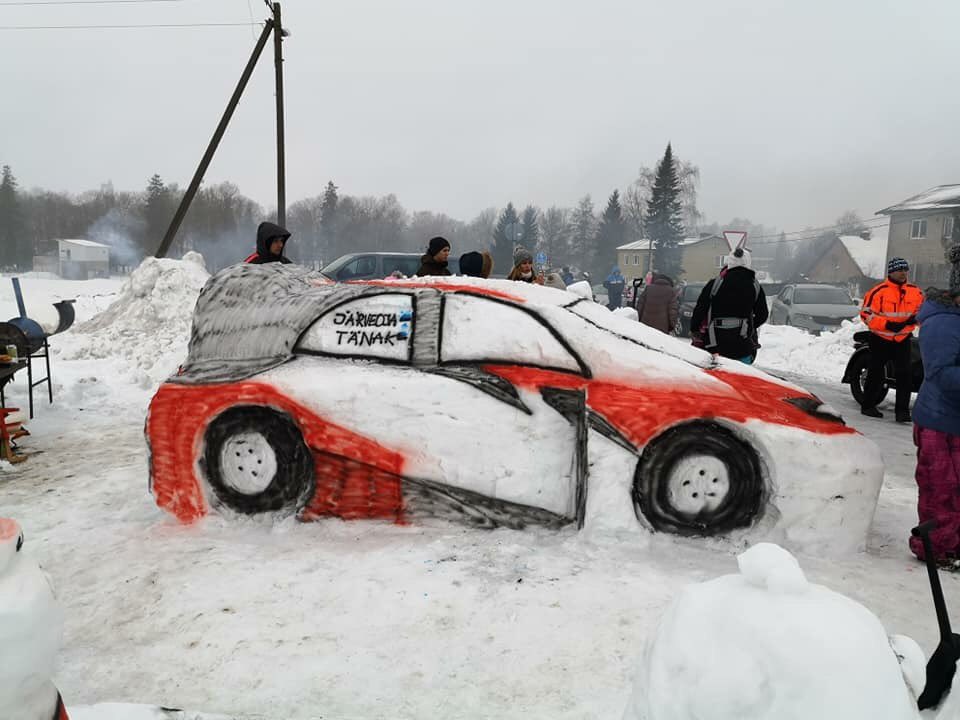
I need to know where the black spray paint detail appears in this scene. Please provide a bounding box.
[201,406,315,516]
[426,365,531,415]
[540,387,589,529]
[587,411,639,455]
[335,330,407,347]
[633,421,764,536]
[403,476,572,530]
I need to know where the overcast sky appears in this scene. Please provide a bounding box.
[3,0,959,232]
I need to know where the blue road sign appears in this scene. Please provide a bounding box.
[535,251,547,264]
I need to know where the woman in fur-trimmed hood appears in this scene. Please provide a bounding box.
[909,243,960,566]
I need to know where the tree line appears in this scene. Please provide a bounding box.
[0,144,806,279]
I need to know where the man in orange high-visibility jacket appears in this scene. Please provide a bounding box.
[859,256,924,421]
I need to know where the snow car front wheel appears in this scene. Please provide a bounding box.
[202,406,314,516]
[633,422,764,536]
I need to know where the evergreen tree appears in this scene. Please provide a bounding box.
[519,205,540,251]
[569,195,596,273]
[594,190,626,278]
[540,206,571,268]
[319,181,339,260]
[0,166,26,269]
[646,144,685,278]
[492,202,520,272]
[144,174,172,255]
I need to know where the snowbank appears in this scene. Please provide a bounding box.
[57,253,209,388]
[624,543,927,720]
[756,321,863,382]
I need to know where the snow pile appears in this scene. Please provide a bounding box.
[0,518,65,720]
[624,543,924,720]
[756,320,864,381]
[57,253,209,387]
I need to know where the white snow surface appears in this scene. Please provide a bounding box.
[0,256,957,719]
[0,519,64,720]
[882,185,960,213]
[624,544,942,720]
[841,226,889,279]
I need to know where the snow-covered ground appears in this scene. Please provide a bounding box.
[0,263,956,719]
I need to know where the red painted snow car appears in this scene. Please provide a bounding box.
[147,264,883,549]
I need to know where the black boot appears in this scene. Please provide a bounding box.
[861,406,883,418]
[895,411,912,423]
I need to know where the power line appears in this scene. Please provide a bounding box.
[0,21,261,29]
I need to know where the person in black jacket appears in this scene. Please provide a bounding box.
[245,221,292,264]
[689,248,768,363]
[416,236,452,276]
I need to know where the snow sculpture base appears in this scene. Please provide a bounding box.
[624,543,928,720]
[0,518,67,720]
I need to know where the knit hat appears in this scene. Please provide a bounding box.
[427,236,451,257]
[513,246,534,267]
[724,247,752,269]
[459,251,484,278]
[887,257,909,274]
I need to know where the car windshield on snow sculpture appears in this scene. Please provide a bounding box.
[146,264,884,555]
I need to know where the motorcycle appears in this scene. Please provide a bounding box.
[841,330,924,405]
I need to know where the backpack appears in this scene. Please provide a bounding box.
[704,272,762,351]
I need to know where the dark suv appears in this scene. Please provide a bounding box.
[674,281,706,337]
[320,253,422,281]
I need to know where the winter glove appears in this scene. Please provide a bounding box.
[905,314,917,325]
[886,320,908,332]
[918,632,960,710]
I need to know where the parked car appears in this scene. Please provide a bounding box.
[146,265,882,551]
[320,252,422,281]
[674,281,707,337]
[769,283,859,334]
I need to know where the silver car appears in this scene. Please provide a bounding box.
[769,283,859,335]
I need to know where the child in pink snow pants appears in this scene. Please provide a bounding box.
[909,283,960,563]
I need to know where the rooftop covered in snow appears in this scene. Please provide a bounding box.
[617,236,719,251]
[877,184,960,215]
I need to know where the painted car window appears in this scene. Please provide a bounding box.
[296,294,414,362]
[440,294,580,373]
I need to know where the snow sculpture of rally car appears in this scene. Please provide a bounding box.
[146,264,883,554]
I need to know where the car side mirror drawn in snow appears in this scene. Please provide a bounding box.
[146,264,884,558]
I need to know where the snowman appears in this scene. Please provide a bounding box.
[624,543,955,720]
[0,518,68,720]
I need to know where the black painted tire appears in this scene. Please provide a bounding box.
[848,352,888,406]
[202,405,314,516]
[633,421,764,536]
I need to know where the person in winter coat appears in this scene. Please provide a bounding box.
[859,257,924,421]
[636,273,680,334]
[689,248,768,363]
[507,247,544,284]
[603,267,626,310]
[416,236,452,277]
[245,221,292,264]
[561,267,575,285]
[908,280,960,566]
[458,250,494,278]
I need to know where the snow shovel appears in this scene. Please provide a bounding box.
[912,519,960,710]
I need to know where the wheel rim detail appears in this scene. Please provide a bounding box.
[219,431,278,495]
[666,455,730,516]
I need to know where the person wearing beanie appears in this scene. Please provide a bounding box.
[689,247,768,363]
[458,250,495,279]
[859,257,924,421]
[507,246,543,283]
[908,247,960,566]
[416,236,452,277]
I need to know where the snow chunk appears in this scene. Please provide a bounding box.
[56,254,209,387]
[625,544,920,720]
[612,306,639,321]
[567,280,593,301]
[737,542,808,594]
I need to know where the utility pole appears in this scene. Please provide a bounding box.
[273,2,286,226]
[155,1,289,258]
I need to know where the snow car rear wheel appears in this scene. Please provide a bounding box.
[202,406,314,516]
[633,422,764,536]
